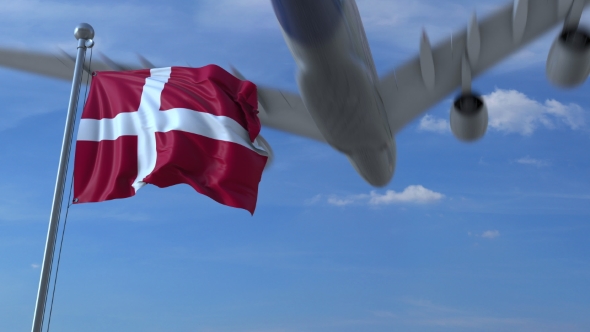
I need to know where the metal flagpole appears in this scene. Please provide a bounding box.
[31,23,94,332]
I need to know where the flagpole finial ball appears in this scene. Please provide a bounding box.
[74,23,94,40]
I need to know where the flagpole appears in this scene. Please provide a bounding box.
[31,23,94,332]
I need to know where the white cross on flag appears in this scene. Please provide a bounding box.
[74,65,268,214]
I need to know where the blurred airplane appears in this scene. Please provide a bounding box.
[0,0,589,186]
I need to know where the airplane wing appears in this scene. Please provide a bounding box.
[0,47,146,82]
[1,1,586,143]
[0,47,325,142]
[380,0,590,134]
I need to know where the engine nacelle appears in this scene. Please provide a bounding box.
[450,93,488,142]
[546,28,590,87]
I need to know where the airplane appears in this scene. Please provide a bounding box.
[0,0,589,187]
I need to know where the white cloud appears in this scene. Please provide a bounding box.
[418,89,586,136]
[31,264,40,269]
[327,197,357,206]
[418,115,449,133]
[484,88,585,135]
[481,230,500,239]
[325,193,368,206]
[369,185,445,205]
[323,185,445,206]
[468,230,501,239]
[516,156,550,167]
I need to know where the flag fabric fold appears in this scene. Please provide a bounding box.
[74,65,268,214]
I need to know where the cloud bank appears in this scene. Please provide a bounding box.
[485,89,585,135]
[322,185,445,207]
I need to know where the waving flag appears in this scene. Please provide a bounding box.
[74,65,268,214]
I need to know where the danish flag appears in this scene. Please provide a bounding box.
[73,65,268,214]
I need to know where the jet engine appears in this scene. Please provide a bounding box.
[450,93,488,142]
[546,28,590,87]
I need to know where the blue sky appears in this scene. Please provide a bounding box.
[1,0,590,331]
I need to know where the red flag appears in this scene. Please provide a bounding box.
[73,65,268,214]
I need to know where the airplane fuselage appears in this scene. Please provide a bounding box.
[271,0,396,186]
